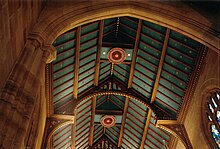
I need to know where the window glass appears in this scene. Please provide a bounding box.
[207,92,220,148]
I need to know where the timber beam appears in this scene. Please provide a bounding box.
[118,19,143,147]
[72,26,81,149]
[140,28,170,149]
[89,20,104,146]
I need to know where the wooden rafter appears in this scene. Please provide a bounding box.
[140,110,152,149]
[89,20,104,146]
[140,28,170,149]
[151,28,170,103]
[127,19,142,87]
[118,97,129,147]
[73,26,81,99]
[118,19,142,147]
[72,26,81,149]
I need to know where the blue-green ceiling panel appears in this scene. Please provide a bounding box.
[53,124,72,149]
[81,22,99,35]
[51,16,204,148]
[144,113,171,149]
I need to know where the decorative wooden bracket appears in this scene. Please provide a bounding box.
[42,114,74,148]
[156,120,193,149]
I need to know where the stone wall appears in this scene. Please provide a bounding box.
[0,1,43,92]
[176,48,220,149]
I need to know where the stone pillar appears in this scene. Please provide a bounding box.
[0,34,56,149]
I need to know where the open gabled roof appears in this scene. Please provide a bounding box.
[49,16,204,149]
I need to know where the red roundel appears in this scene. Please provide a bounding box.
[100,115,116,128]
[108,47,126,64]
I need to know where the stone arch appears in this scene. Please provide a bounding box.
[32,1,219,52]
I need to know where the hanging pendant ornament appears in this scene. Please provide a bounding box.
[108,47,126,64]
[100,115,116,128]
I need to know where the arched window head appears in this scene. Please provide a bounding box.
[206,91,220,148]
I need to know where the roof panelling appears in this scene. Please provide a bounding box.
[154,30,200,117]
[52,29,76,112]
[144,113,171,149]
[132,20,166,101]
[96,95,108,107]
[113,63,131,85]
[119,17,138,44]
[121,98,148,149]
[75,97,92,149]
[106,126,121,145]
[96,94,125,111]
[93,125,104,144]
[99,62,111,82]
[103,18,117,37]
[53,124,72,149]
[109,95,125,110]
[97,100,121,111]
[50,16,205,149]
[78,22,99,94]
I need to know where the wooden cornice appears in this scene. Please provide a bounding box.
[73,26,81,99]
[89,20,104,146]
[140,28,170,149]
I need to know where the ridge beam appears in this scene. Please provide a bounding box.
[72,26,81,148]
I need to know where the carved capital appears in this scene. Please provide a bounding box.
[42,45,56,63]
[28,32,56,64]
